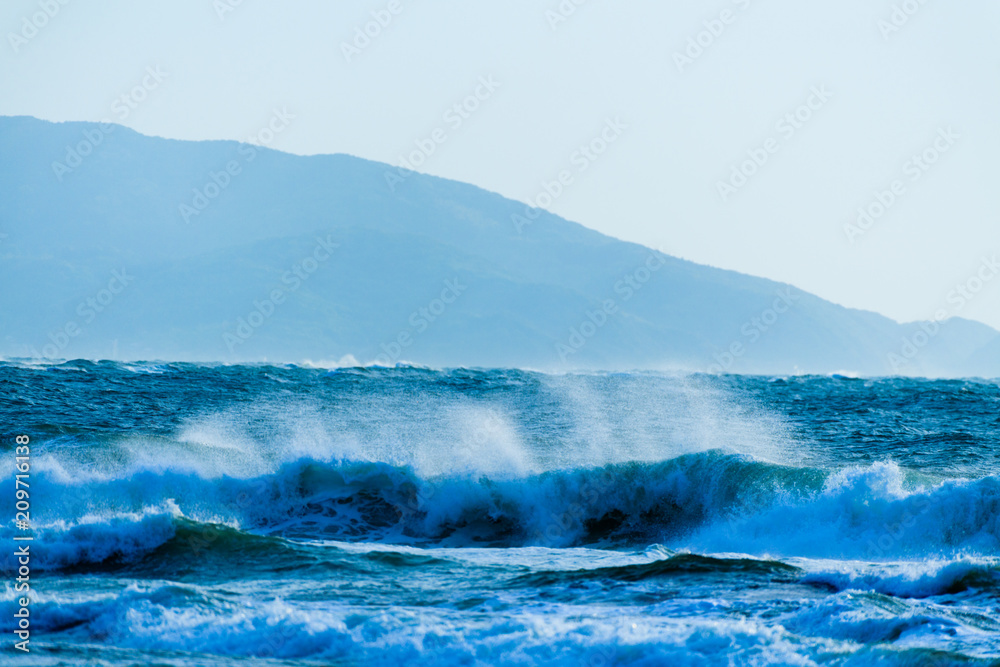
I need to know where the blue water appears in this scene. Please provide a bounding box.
[2,361,999,665]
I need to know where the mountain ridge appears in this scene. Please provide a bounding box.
[1,114,997,377]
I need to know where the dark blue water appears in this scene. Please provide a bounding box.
[2,361,999,665]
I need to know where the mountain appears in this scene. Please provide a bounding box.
[1,115,997,376]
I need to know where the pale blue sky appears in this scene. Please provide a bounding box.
[3,0,998,329]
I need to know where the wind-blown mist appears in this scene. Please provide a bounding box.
[3,362,999,664]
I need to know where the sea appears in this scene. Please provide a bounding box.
[1,361,999,666]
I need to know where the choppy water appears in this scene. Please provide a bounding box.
[2,361,999,665]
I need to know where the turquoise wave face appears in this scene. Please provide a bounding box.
[2,362,999,665]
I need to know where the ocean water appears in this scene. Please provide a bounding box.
[1,361,999,666]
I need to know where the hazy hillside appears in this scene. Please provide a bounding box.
[1,115,997,376]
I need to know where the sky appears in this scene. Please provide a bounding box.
[3,0,999,330]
